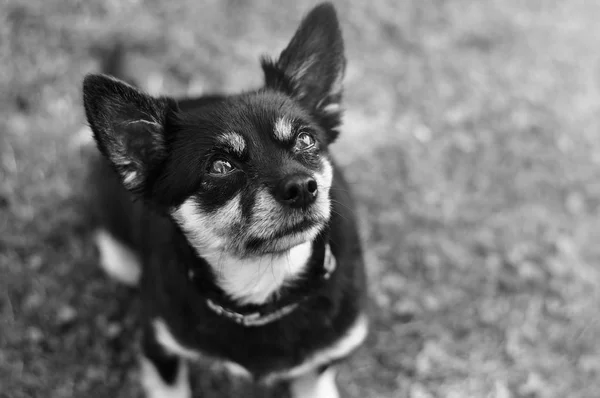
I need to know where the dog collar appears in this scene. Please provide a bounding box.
[205,298,300,327]
[203,243,337,327]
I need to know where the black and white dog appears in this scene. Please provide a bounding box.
[83,3,367,397]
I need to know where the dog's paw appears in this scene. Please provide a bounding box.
[140,356,192,398]
[290,368,339,398]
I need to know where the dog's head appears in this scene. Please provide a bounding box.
[83,3,345,258]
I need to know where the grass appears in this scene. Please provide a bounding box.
[2,0,600,397]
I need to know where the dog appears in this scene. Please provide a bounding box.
[83,3,368,397]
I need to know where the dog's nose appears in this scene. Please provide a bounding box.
[275,175,318,208]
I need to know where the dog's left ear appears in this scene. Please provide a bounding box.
[262,3,345,137]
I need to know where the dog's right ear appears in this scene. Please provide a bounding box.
[83,74,178,194]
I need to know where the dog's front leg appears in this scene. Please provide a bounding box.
[140,326,192,398]
[289,366,339,398]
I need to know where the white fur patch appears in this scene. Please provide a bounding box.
[223,361,252,379]
[94,229,141,286]
[313,159,333,222]
[173,193,318,304]
[289,367,339,398]
[206,240,313,305]
[264,314,368,383]
[274,117,294,141]
[217,132,246,155]
[122,170,138,188]
[140,355,191,398]
[172,194,242,255]
[154,319,200,360]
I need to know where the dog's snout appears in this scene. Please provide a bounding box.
[275,175,318,208]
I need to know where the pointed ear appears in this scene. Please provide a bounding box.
[262,3,345,118]
[83,74,178,194]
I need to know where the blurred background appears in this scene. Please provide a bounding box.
[2,0,600,397]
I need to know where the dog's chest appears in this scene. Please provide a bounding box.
[199,241,313,305]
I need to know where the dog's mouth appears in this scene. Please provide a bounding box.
[244,217,324,255]
[273,218,319,239]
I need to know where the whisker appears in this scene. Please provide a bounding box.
[330,209,350,223]
[330,199,356,215]
[327,187,354,195]
[330,180,361,186]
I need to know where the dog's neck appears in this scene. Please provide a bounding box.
[199,241,314,305]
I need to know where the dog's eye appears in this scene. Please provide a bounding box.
[209,159,234,175]
[294,132,316,151]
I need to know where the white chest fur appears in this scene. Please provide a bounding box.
[202,240,313,305]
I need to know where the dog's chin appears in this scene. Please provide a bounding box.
[244,220,326,256]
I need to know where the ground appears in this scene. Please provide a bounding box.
[1,0,600,397]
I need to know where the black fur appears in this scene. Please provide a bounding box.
[85,2,367,389]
